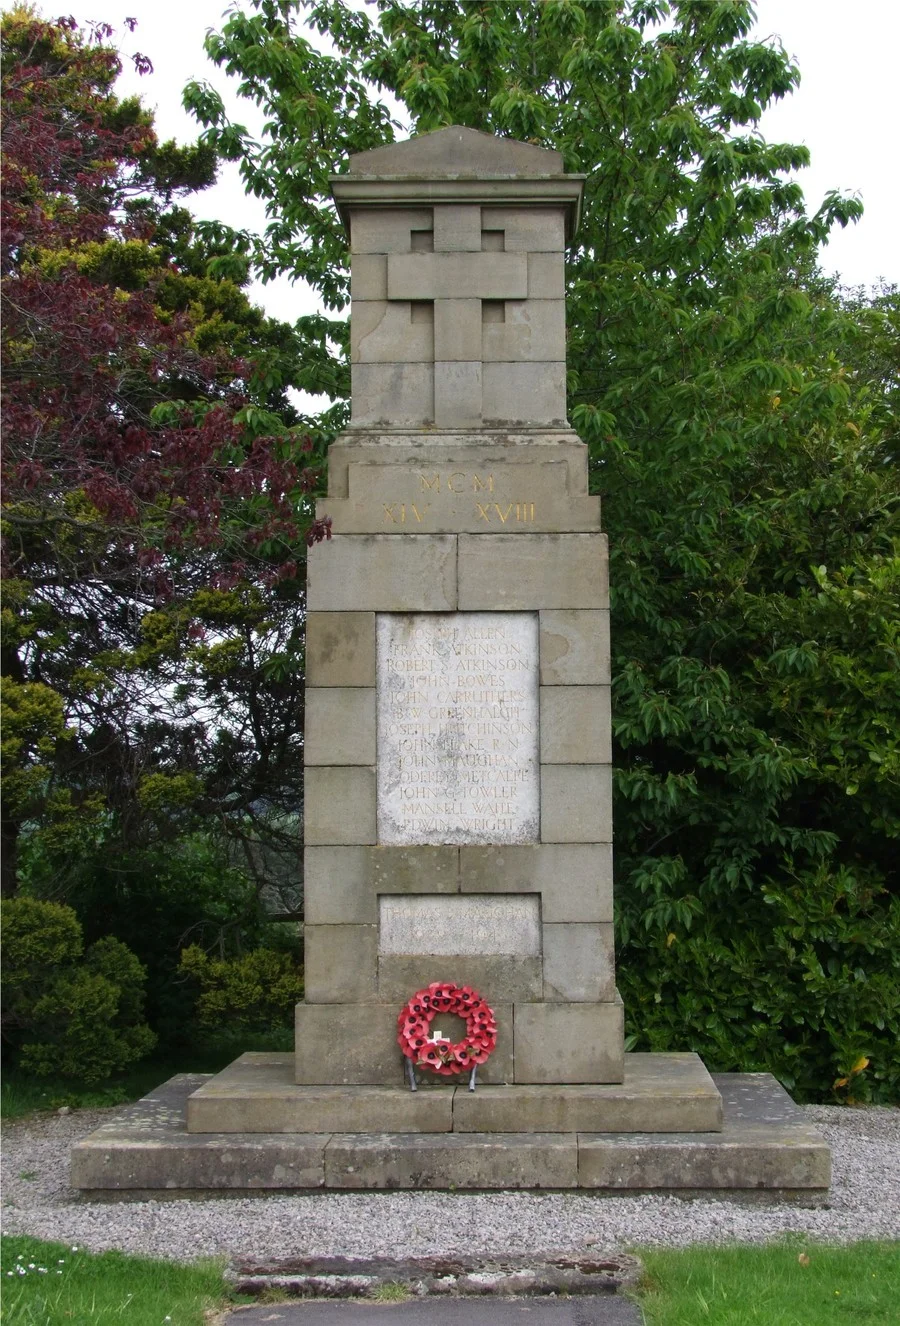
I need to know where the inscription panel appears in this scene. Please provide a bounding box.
[377,612,539,845]
[379,894,541,956]
[319,461,601,533]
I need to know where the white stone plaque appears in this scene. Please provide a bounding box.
[379,895,541,956]
[377,612,539,844]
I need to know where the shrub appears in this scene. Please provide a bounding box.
[1,898,156,1082]
[618,861,900,1103]
[178,944,303,1032]
[18,830,284,1051]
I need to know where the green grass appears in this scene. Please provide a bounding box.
[0,1236,247,1324]
[372,1281,411,1302]
[1,1028,293,1120]
[634,1239,900,1324]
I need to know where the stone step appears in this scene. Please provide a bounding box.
[70,1072,830,1199]
[185,1051,723,1135]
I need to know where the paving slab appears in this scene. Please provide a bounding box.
[453,1054,722,1133]
[187,1060,453,1135]
[325,1131,577,1190]
[578,1075,831,1192]
[68,1075,328,1194]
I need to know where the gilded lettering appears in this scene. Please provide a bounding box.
[475,502,492,522]
[419,473,441,492]
[383,503,401,524]
[495,503,514,523]
[472,473,495,493]
[448,471,466,493]
[411,503,430,523]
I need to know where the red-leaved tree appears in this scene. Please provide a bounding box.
[1,11,328,919]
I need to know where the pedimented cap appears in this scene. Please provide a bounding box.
[346,125,564,178]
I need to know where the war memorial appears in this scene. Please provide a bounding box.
[72,126,830,1198]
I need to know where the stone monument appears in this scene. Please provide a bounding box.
[295,125,624,1091]
[72,128,830,1197]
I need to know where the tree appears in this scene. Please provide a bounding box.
[0,9,328,943]
[185,0,899,1099]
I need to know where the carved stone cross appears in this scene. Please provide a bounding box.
[338,134,578,431]
[385,205,527,427]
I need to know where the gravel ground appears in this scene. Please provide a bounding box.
[2,1104,898,1262]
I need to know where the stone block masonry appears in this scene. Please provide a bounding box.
[298,127,620,1086]
[71,1068,831,1193]
[302,526,618,1081]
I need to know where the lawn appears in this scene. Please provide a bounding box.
[636,1239,900,1324]
[1,1236,244,1325]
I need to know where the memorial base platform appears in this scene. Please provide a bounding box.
[70,1059,830,1201]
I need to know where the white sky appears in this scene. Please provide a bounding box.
[19,0,900,324]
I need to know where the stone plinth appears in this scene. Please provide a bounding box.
[186,1052,723,1135]
[71,1071,830,1199]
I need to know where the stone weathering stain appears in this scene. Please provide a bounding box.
[72,126,830,1196]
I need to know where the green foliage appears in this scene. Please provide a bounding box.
[0,898,156,1082]
[1,1236,238,1326]
[637,1240,900,1325]
[0,895,83,979]
[179,942,304,1031]
[17,829,288,1051]
[0,678,70,822]
[194,0,899,1099]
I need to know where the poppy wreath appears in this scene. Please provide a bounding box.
[397,982,498,1076]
